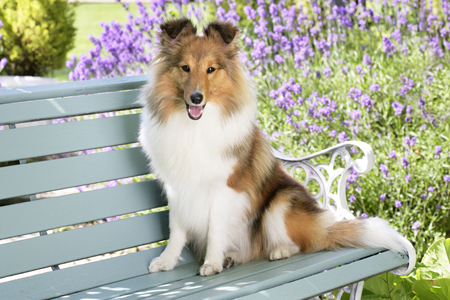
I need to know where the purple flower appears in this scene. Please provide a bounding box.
[363,54,372,66]
[329,130,337,137]
[389,150,397,159]
[421,193,427,199]
[361,213,368,219]
[411,221,420,230]
[405,174,411,182]
[391,28,402,43]
[382,36,397,57]
[395,200,402,208]
[349,109,361,120]
[428,186,434,192]
[369,84,380,91]
[347,169,359,184]
[379,193,386,201]
[244,5,257,19]
[356,64,363,74]
[379,164,391,178]
[0,57,7,69]
[342,66,349,74]
[401,156,409,168]
[338,131,348,143]
[348,87,362,100]
[392,101,405,116]
[274,54,285,64]
[360,94,374,110]
[435,145,442,159]
[349,195,356,202]
[323,66,331,78]
[444,174,450,182]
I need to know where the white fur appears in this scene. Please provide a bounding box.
[140,73,257,275]
[264,201,299,259]
[360,218,416,275]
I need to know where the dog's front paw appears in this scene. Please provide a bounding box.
[199,262,223,276]
[269,245,300,261]
[148,256,178,273]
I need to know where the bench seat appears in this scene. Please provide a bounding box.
[0,247,408,300]
[0,75,410,300]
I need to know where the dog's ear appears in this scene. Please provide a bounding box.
[159,18,197,47]
[204,20,239,47]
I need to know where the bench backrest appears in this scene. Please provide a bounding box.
[0,75,176,299]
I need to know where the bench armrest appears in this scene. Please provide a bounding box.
[272,141,375,221]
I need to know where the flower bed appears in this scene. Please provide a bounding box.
[67,0,449,266]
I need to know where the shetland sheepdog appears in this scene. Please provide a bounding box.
[138,18,415,277]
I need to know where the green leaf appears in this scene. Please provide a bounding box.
[413,279,450,300]
[362,272,415,300]
[417,239,450,280]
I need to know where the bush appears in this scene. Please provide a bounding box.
[0,0,76,76]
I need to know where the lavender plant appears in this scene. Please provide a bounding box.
[0,19,7,88]
[68,0,450,264]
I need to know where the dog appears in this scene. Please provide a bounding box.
[138,18,416,277]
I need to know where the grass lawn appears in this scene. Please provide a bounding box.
[47,2,138,82]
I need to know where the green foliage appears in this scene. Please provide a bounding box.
[0,0,76,76]
[416,238,450,280]
[361,239,450,299]
[413,239,450,299]
[362,272,416,299]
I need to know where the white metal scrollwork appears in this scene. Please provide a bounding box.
[273,141,374,221]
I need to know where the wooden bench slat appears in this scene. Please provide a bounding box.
[0,211,169,277]
[0,113,140,162]
[0,180,165,240]
[57,248,405,300]
[235,251,409,300]
[0,75,147,104]
[58,256,200,300]
[141,248,387,300]
[0,147,149,200]
[65,254,289,300]
[0,90,141,125]
[0,248,196,300]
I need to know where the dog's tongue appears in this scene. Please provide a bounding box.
[189,105,203,119]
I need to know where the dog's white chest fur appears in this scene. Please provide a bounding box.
[139,103,254,247]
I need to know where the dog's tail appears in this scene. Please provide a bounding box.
[288,211,416,275]
[321,215,416,275]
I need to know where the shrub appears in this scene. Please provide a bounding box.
[0,0,76,76]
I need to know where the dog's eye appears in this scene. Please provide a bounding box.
[207,67,216,74]
[181,65,190,72]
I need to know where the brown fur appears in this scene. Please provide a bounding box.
[144,18,247,124]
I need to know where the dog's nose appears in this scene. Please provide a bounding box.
[190,92,203,105]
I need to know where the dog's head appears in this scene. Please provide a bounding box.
[155,18,242,121]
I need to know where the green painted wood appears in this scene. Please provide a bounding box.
[142,248,386,300]
[0,180,165,240]
[0,211,169,278]
[235,251,409,300]
[0,90,141,126]
[77,255,284,300]
[0,75,147,104]
[58,251,199,300]
[0,247,196,300]
[0,147,149,200]
[0,113,141,162]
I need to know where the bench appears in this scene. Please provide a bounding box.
[0,75,412,300]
